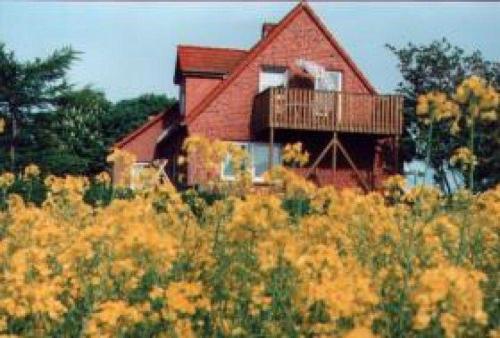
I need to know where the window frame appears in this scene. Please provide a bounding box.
[259,65,289,93]
[251,142,282,183]
[220,142,250,182]
[314,69,343,92]
[220,142,282,183]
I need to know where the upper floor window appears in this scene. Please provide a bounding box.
[315,71,342,91]
[259,66,288,93]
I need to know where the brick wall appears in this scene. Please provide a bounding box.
[185,77,222,117]
[189,10,372,140]
[119,117,166,162]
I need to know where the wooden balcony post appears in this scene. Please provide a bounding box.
[268,127,274,171]
[332,131,338,177]
[394,135,400,174]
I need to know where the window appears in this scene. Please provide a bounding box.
[259,66,288,93]
[252,143,281,182]
[315,70,342,91]
[221,142,282,182]
[221,143,249,180]
[314,71,342,119]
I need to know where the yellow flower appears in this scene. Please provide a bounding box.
[454,76,499,121]
[343,326,377,338]
[382,174,406,200]
[450,146,477,170]
[163,281,210,316]
[416,91,459,124]
[106,148,136,187]
[411,264,487,334]
[95,171,111,184]
[0,172,15,188]
[23,164,40,178]
[84,300,145,337]
[283,142,309,167]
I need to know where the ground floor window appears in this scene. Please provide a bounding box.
[221,142,282,182]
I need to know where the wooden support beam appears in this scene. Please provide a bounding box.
[305,136,336,178]
[332,132,338,176]
[335,139,371,192]
[394,135,400,174]
[268,127,274,171]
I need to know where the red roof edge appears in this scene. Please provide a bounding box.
[185,2,377,126]
[302,2,377,94]
[177,44,247,53]
[114,104,178,149]
[185,2,305,125]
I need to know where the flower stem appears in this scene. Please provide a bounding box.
[424,119,434,186]
[469,113,475,192]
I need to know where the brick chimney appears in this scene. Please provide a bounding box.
[261,22,277,39]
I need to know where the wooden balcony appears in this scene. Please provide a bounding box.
[253,87,404,135]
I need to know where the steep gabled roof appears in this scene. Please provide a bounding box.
[185,1,377,126]
[174,45,248,84]
[114,104,178,149]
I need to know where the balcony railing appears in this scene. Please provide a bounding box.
[253,87,404,135]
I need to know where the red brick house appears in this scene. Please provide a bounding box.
[114,2,403,191]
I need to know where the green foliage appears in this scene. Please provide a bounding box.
[282,197,311,221]
[387,38,500,191]
[83,181,135,207]
[0,176,47,210]
[0,42,79,171]
[102,94,176,145]
[0,41,176,177]
[23,88,111,175]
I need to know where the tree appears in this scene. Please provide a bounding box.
[27,87,112,175]
[102,94,176,145]
[387,38,500,191]
[0,42,78,171]
[22,90,176,176]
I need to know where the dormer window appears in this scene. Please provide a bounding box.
[259,66,288,93]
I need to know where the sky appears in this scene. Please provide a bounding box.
[1,2,499,102]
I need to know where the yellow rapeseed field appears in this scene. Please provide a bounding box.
[0,138,499,337]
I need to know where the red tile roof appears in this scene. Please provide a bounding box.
[174,45,247,83]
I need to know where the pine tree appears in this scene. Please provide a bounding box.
[0,42,78,171]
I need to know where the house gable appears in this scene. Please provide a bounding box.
[114,104,179,162]
[114,113,166,162]
[187,2,376,140]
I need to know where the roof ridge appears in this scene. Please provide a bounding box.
[177,44,248,53]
